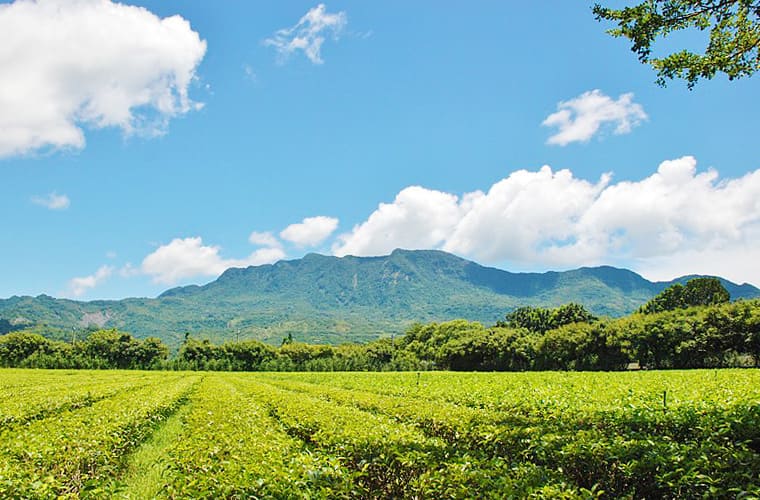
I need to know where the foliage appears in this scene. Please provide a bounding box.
[682,276,732,305]
[1,369,759,498]
[639,277,730,313]
[259,370,760,498]
[497,303,597,333]
[0,328,168,369]
[2,295,759,371]
[0,371,197,497]
[162,375,353,498]
[594,0,760,87]
[0,331,49,365]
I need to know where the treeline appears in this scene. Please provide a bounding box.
[0,329,168,369]
[1,279,759,372]
[400,299,760,371]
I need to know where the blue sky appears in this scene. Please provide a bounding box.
[1,0,759,300]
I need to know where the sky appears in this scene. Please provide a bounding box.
[1,0,758,300]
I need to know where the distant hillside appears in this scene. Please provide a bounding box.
[1,249,758,347]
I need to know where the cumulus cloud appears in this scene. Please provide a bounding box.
[281,216,339,247]
[248,231,282,248]
[141,237,285,285]
[67,265,113,297]
[31,191,70,210]
[264,4,347,64]
[542,90,647,146]
[443,168,611,264]
[0,0,207,158]
[334,157,760,285]
[333,187,464,257]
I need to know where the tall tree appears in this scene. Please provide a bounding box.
[639,277,730,313]
[594,1,760,87]
[683,276,731,306]
[497,303,596,333]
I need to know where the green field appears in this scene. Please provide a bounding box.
[1,369,759,498]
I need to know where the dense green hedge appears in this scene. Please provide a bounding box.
[0,329,168,369]
[2,298,758,371]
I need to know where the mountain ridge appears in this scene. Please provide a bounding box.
[1,249,758,346]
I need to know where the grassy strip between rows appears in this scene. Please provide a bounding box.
[0,373,199,499]
[111,403,193,499]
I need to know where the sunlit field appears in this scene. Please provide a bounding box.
[1,369,759,498]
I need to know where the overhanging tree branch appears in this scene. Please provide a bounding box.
[594,0,760,88]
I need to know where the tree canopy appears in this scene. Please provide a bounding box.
[593,0,760,87]
[496,303,597,334]
[639,277,730,313]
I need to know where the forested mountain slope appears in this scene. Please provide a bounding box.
[1,249,757,345]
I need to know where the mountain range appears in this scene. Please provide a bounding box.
[1,249,758,347]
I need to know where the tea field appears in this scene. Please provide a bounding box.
[1,369,759,498]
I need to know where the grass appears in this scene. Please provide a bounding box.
[113,403,191,499]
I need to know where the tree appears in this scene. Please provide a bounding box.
[179,338,222,367]
[363,338,395,369]
[497,303,597,333]
[223,340,276,370]
[740,300,760,366]
[497,306,553,333]
[593,1,760,87]
[135,337,170,367]
[640,277,730,313]
[550,303,598,327]
[279,342,333,368]
[0,332,49,366]
[83,329,142,369]
[682,276,731,306]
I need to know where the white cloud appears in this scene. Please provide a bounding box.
[248,231,282,248]
[333,187,463,256]
[542,90,647,146]
[443,167,611,264]
[141,237,285,285]
[334,157,760,286]
[31,191,70,210]
[67,265,113,297]
[0,0,207,158]
[264,4,347,64]
[281,216,339,247]
[247,246,288,266]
